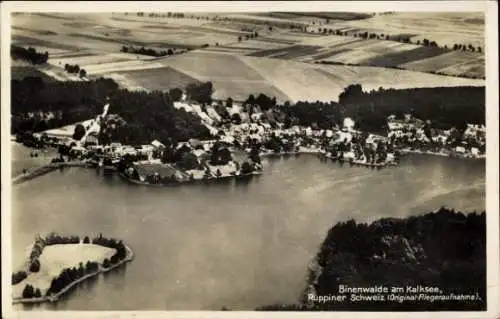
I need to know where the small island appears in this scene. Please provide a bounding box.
[12,233,133,304]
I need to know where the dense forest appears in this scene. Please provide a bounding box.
[11,45,49,64]
[336,85,485,132]
[11,77,118,133]
[257,207,486,311]
[100,90,211,144]
[11,77,210,143]
[246,85,485,133]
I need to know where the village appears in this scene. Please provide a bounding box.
[15,92,486,186]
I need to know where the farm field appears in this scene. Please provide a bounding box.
[12,12,485,79]
[11,12,485,102]
[314,64,484,93]
[110,67,201,92]
[329,12,485,48]
[101,51,483,103]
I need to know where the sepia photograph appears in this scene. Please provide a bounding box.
[1,1,499,318]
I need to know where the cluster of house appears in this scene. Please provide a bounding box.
[387,114,429,142]
[25,98,486,182]
[386,114,485,158]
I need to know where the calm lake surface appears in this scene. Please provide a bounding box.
[11,153,485,311]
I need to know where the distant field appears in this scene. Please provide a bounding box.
[247,45,321,58]
[48,53,134,68]
[401,51,485,76]
[207,79,290,102]
[359,46,448,67]
[107,51,484,103]
[12,12,484,79]
[111,66,201,92]
[158,52,265,81]
[10,12,485,97]
[315,64,484,93]
[331,12,485,48]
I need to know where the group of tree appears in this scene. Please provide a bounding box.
[209,141,232,165]
[452,43,482,53]
[11,45,49,64]
[72,123,86,140]
[185,81,214,105]
[244,93,277,112]
[237,31,259,42]
[46,261,98,296]
[420,38,439,47]
[92,234,128,265]
[120,45,174,57]
[240,161,256,175]
[21,284,42,299]
[136,12,186,18]
[43,233,82,245]
[29,259,41,273]
[261,133,297,154]
[64,64,87,78]
[12,271,28,285]
[168,88,183,101]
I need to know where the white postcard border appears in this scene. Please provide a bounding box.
[1,1,498,319]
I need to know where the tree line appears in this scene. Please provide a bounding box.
[136,11,185,18]
[45,261,98,297]
[237,31,259,42]
[120,45,178,57]
[64,64,87,78]
[11,45,49,64]
[313,29,482,53]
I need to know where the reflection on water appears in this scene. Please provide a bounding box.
[11,154,485,311]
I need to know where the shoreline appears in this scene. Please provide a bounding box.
[400,148,485,160]
[12,161,89,185]
[12,244,134,305]
[11,144,484,186]
[120,170,262,187]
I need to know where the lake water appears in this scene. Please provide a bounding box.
[11,153,485,311]
[11,142,59,177]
